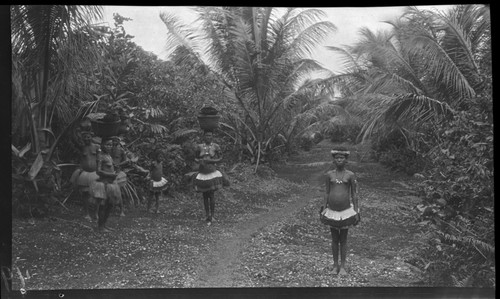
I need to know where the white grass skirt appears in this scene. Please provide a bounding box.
[322,205,357,220]
[320,204,359,229]
[194,170,223,192]
[150,177,168,191]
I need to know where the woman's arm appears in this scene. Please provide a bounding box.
[325,173,330,207]
[96,155,116,178]
[350,173,358,212]
[204,144,222,164]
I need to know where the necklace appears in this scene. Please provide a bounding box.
[335,169,345,184]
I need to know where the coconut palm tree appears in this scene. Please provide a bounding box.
[160,7,338,168]
[11,5,104,156]
[11,5,105,186]
[319,4,490,148]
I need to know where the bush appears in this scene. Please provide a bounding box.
[415,107,494,287]
[326,124,360,143]
[378,147,427,175]
[371,130,427,175]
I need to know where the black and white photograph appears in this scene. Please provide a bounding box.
[5,4,494,298]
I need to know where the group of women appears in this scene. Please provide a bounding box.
[70,125,360,275]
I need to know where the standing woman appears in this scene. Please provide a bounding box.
[321,147,360,275]
[110,136,129,217]
[70,130,100,221]
[194,131,224,225]
[90,137,122,232]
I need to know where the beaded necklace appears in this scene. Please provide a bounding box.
[335,169,345,184]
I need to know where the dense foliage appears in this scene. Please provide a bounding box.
[160,7,347,168]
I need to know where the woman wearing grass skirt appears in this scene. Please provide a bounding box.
[111,136,129,217]
[70,130,100,221]
[320,147,360,276]
[90,137,122,233]
[194,131,225,225]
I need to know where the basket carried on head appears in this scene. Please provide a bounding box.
[88,112,121,137]
[197,107,220,131]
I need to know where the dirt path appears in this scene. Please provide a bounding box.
[193,194,314,287]
[190,139,424,287]
[191,142,329,287]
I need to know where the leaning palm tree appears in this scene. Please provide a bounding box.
[318,4,490,148]
[160,7,337,168]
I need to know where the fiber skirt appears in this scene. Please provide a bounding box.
[89,181,122,205]
[194,170,224,192]
[115,171,127,187]
[70,169,99,191]
[320,205,359,229]
[150,177,168,191]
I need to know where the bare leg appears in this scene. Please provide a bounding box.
[97,200,113,232]
[81,190,92,221]
[203,192,211,222]
[338,229,349,275]
[119,188,126,217]
[147,191,155,213]
[330,227,340,274]
[209,190,215,221]
[155,192,160,213]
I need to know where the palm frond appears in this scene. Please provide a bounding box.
[438,231,495,259]
[408,34,476,100]
[149,124,168,135]
[452,274,475,287]
[288,21,337,59]
[358,93,454,143]
[325,45,362,73]
[160,11,204,57]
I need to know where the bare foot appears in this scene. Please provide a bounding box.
[338,268,348,276]
[98,227,112,233]
[332,264,340,274]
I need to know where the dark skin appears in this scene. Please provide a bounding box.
[111,139,130,169]
[195,132,222,165]
[325,153,359,275]
[147,156,164,214]
[79,132,99,221]
[96,139,118,233]
[111,138,128,217]
[195,132,222,224]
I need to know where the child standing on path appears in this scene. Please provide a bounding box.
[321,147,360,275]
[147,150,169,213]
